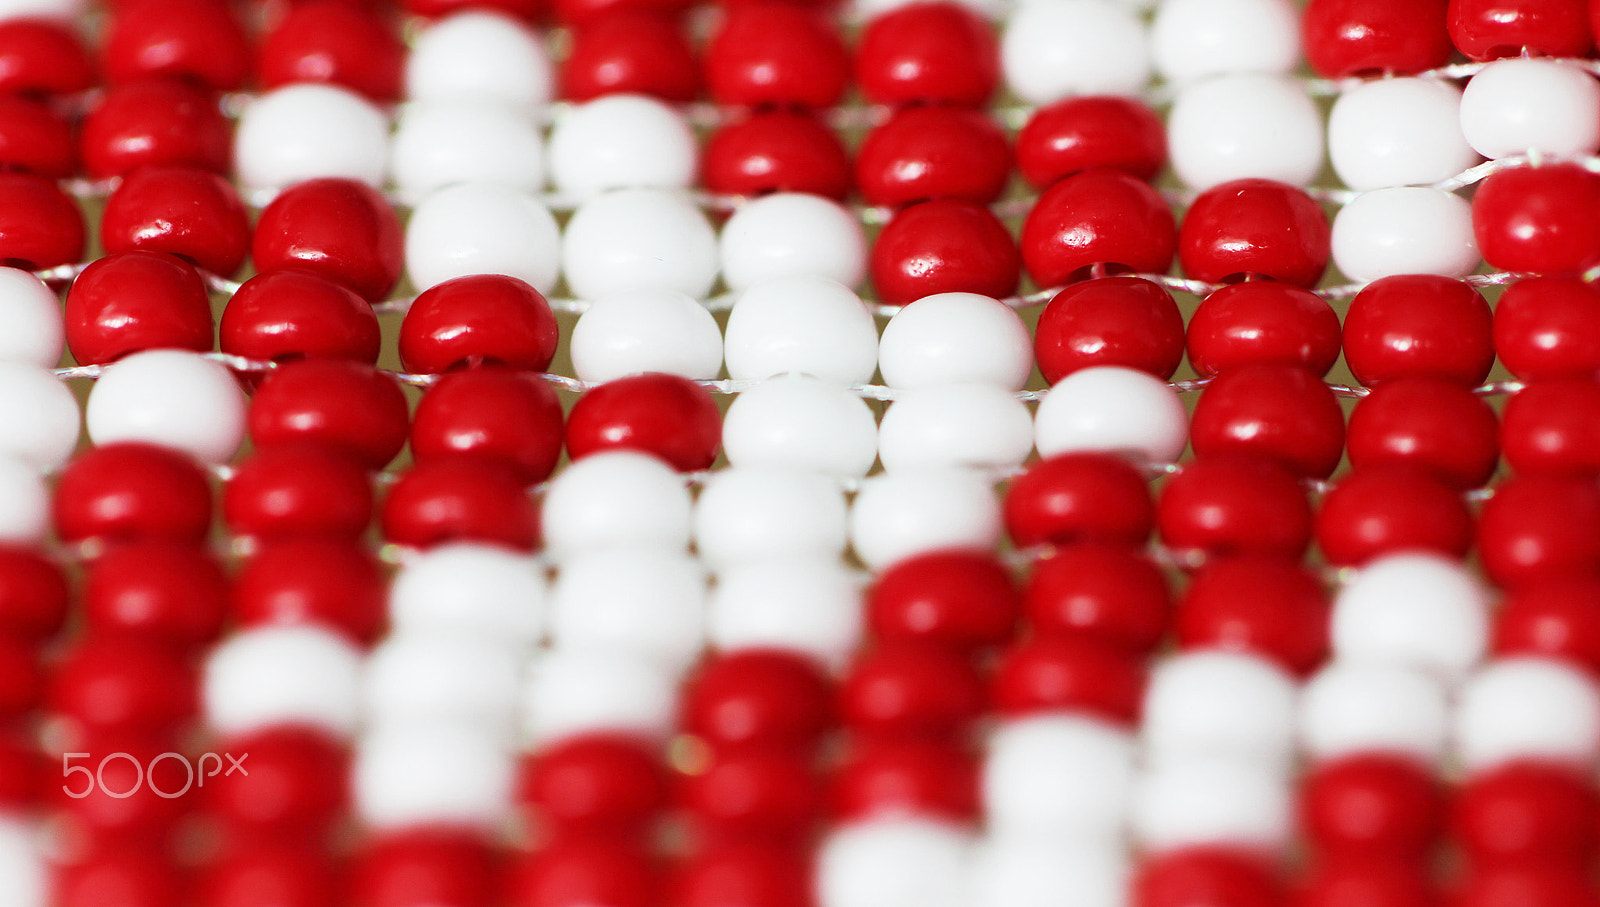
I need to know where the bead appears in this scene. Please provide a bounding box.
[970,838,1129,907]
[1347,377,1499,487]
[404,182,562,294]
[100,166,250,279]
[1157,454,1313,561]
[83,540,225,648]
[54,851,180,907]
[570,288,721,384]
[521,733,666,839]
[1329,77,1478,190]
[0,95,73,177]
[102,0,248,90]
[1021,168,1178,288]
[541,450,691,557]
[1189,364,1346,479]
[1299,661,1450,763]
[1330,552,1490,680]
[49,635,196,733]
[381,457,539,551]
[223,444,372,541]
[856,2,998,107]
[354,726,514,829]
[0,817,43,907]
[671,844,814,907]
[79,78,231,179]
[1454,762,1600,866]
[0,362,77,470]
[1176,556,1330,676]
[1150,0,1300,85]
[1131,757,1293,853]
[1495,574,1600,674]
[234,84,389,192]
[1455,657,1600,772]
[389,542,544,646]
[505,840,658,907]
[707,557,865,669]
[364,635,521,734]
[877,384,1032,473]
[523,646,679,745]
[252,177,403,302]
[220,270,381,367]
[1186,281,1341,377]
[1143,651,1297,767]
[406,11,553,112]
[0,633,38,716]
[1453,865,1600,907]
[1316,465,1473,567]
[399,274,558,374]
[833,738,979,821]
[1180,178,1331,287]
[705,2,849,109]
[1298,857,1434,907]
[702,110,852,201]
[0,268,60,368]
[0,171,81,270]
[249,360,409,470]
[721,375,879,478]
[0,547,67,642]
[200,845,339,907]
[870,199,1021,305]
[205,726,347,834]
[841,642,984,743]
[388,102,545,204]
[1478,473,1600,588]
[411,368,564,484]
[547,94,695,203]
[1025,545,1170,653]
[1302,0,1452,78]
[993,635,1146,724]
[52,442,212,544]
[1502,379,1600,476]
[849,469,1002,570]
[561,11,699,103]
[724,275,874,385]
[681,649,832,753]
[1495,278,1600,381]
[1036,276,1186,381]
[64,250,210,366]
[351,830,499,907]
[867,548,1018,653]
[982,714,1135,837]
[561,188,719,301]
[0,19,93,96]
[856,106,1011,208]
[1017,96,1166,189]
[1447,0,1592,60]
[1000,0,1150,104]
[693,467,848,567]
[567,373,719,472]
[817,818,972,907]
[258,0,404,102]
[1133,848,1284,907]
[719,194,867,293]
[234,538,386,646]
[1003,452,1152,549]
[1299,754,1442,858]
[1035,365,1189,465]
[1330,186,1480,282]
[879,292,1032,390]
[203,625,361,737]
[1460,59,1600,160]
[548,546,705,669]
[1472,162,1600,277]
[1168,73,1325,190]
[85,349,246,465]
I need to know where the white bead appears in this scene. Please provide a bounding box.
[405,182,562,294]
[693,467,849,567]
[405,10,554,113]
[849,468,1002,570]
[571,288,722,383]
[1330,187,1479,283]
[204,626,363,737]
[1034,366,1188,465]
[817,818,974,907]
[549,547,705,670]
[879,292,1033,391]
[562,188,719,301]
[354,725,515,830]
[0,457,48,546]
[234,85,389,192]
[85,349,246,465]
[720,194,868,293]
[364,635,522,738]
[877,384,1034,472]
[0,362,78,471]
[969,837,1129,907]
[388,543,545,646]
[1143,651,1298,769]
[982,715,1136,840]
[724,276,878,386]
[1331,553,1490,682]
[707,557,863,669]
[388,102,545,205]
[722,375,879,478]
[0,268,61,367]
[1460,58,1600,160]
[1328,78,1481,191]
[1298,662,1450,764]
[1150,0,1300,85]
[540,451,692,558]
[1133,756,1292,853]
[521,646,679,745]
[547,94,696,203]
[851,0,1004,21]
[0,818,45,907]
[1454,657,1600,773]
[1167,73,1325,190]
[1000,0,1150,105]
[0,0,84,20]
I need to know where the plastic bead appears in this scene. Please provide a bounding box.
[1459,58,1600,160]
[0,458,45,546]
[1299,754,1442,858]
[679,762,820,848]
[389,542,545,646]
[381,457,540,552]
[993,635,1146,724]
[701,110,852,201]
[1316,465,1474,566]
[404,182,563,294]
[1167,73,1325,190]
[877,384,1034,472]
[0,96,74,178]
[856,2,998,107]
[681,649,833,753]
[399,274,559,374]
[570,287,722,383]
[1331,186,1479,282]
[1179,178,1331,287]
[520,732,667,839]
[561,188,719,301]
[354,726,514,829]
[1000,0,1150,104]
[1003,452,1153,550]
[1021,168,1178,288]
[1131,757,1293,853]
[79,78,231,179]
[864,549,1017,654]
[1034,365,1189,465]
[1036,276,1186,381]
[982,715,1135,838]
[223,444,372,541]
[1025,545,1171,654]
[0,547,69,642]
[566,372,720,471]
[816,818,974,907]
[970,839,1129,907]
[1494,574,1600,674]
[0,19,94,96]
[1501,379,1600,476]
[405,11,554,112]
[54,852,180,907]
[879,292,1032,390]
[233,538,387,646]
[1143,650,1297,768]
[705,2,849,110]
[0,172,82,270]
[849,468,1002,570]
[1455,657,1600,772]
[64,250,211,366]
[560,11,699,103]
[257,0,405,102]
[841,642,985,743]
[1472,162,1600,277]
[205,726,347,833]
[720,194,867,293]
[540,450,692,558]
[1477,473,1600,588]
[547,94,696,202]
[0,269,60,368]
[506,840,658,907]
[1329,77,1478,190]
[1175,556,1330,676]
[1150,0,1300,85]
[838,740,980,821]
[252,177,403,302]
[220,270,381,367]
[0,362,78,471]
[693,466,849,567]
[352,830,499,907]
[1186,281,1342,377]
[101,166,251,279]
[1017,96,1166,190]
[522,646,679,745]
[411,368,564,484]
[1157,454,1314,561]
[102,0,248,91]
[1494,277,1600,381]
[364,635,522,734]
[1330,553,1490,680]
[1344,263,1497,385]
[203,625,363,737]
[856,106,1012,208]
[85,349,246,465]
[1455,762,1600,869]
[871,200,1022,305]
[1346,377,1500,488]
[1302,0,1453,78]
[388,102,545,204]
[234,84,389,192]
[724,275,876,385]
[1191,364,1345,479]
[1447,0,1593,60]
[721,375,879,478]
[707,557,865,668]
[1134,848,1284,907]
[549,546,705,670]
[52,442,212,544]
[249,360,409,470]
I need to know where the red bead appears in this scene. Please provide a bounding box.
[1303,0,1453,77]
[252,178,403,303]
[198,844,340,907]
[0,636,39,718]
[48,635,195,734]
[0,732,40,809]
[400,274,560,374]
[232,538,387,645]
[410,0,550,22]
[1176,556,1330,676]
[1134,848,1286,907]
[838,642,985,743]
[101,166,252,278]
[1187,281,1342,378]
[1494,575,1600,676]
[52,735,191,843]
[0,95,73,176]
[1180,180,1332,288]
[80,78,231,179]
[1295,860,1436,907]
[855,1,997,107]
[220,269,382,366]
[561,11,699,103]
[506,840,659,907]
[0,170,81,270]
[1158,454,1315,561]
[830,738,977,822]
[681,650,834,754]
[1299,754,1442,858]
[207,727,348,838]
[102,0,250,91]
[83,540,227,649]
[1477,473,1600,588]
[1454,761,1600,867]
[1346,377,1500,489]
[411,368,565,485]
[381,456,540,552]
[223,444,374,541]
[351,830,498,907]
[0,546,66,642]
[566,373,721,472]
[64,250,212,365]
[677,749,821,844]
[1003,452,1155,550]
[869,198,1021,305]
[1453,865,1600,907]
[258,0,405,103]
[855,105,1011,208]
[53,442,213,545]
[520,733,668,839]
[992,634,1146,725]
[1345,274,1494,388]
[0,19,95,96]
[1493,277,1600,382]
[1035,276,1186,381]
[1447,0,1592,60]
[1017,95,1166,189]
[1024,544,1171,654]
[1473,163,1600,277]
[1190,364,1347,479]
[54,849,185,907]
[704,2,849,110]
[248,360,410,471]
[668,844,811,907]
[867,549,1021,653]
[1315,465,1475,567]
[554,0,689,27]
[701,110,851,201]
[1021,168,1178,288]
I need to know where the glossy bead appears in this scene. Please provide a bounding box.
[206,727,347,835]
[876,383,1033,473]
[520,733,666,837]
[1453,865,1600,907]
[708,561,864,670]
[1144,650,1296,767]
[571,288,720,384]
[100,166,250,278]
[0,19,93,96]
[1017,96,1166,189]
[1021,168,1177,288]
[547,546,705,670]
[400,274,558,374]
[234,84,389,192]
[0,546,67,642]
[561,11,699,103]
[1186,282,1340,378]
[505,840,658,907]
[1190,364,1345,479]
[547,94,694,203]
[0,268,62,368]
[382,457,539,551]
[1460,58,1600,160]
[258,0,405,102]
[540,450,692,557]
[79,78,231,179]
[54,850,181,907]
[406,10,552,110]
[204,625,361,737]
[671,843,812,907]
[65,251,210,366]
[1180,179,1330,287]
[1494,277,1600,381]
[867,549,1019,653]
[0,638,39,717]
[840,642,984,743]
[681,649,833,753]
[389,542,544,646]
[354,726,516,829]
[233,538,386,645]
[970,839,1130,907]
[724,275,874,384]
[1316,466,1473,566]
[1167,73,1325,190]
[1298,661,1450,763]
[856,2,997,106]
[982,714,1134,840]
[856,106,1011,208]
[1297,859,1434,907]
[694,467,847,567]
[0,171,80,270]
[53,442,212,544]
[0,361,79,471]
[220,270,380,366]
[85,349,246,465]
[1447,0,1592,60]
[719,194,867,293]
[0,457,45,546]
[561,187,719,301]
[1346,377,1499,488]
[1331,186,1480,282]
[1035,276,1185,382]
[49,635,195,734]
[102,0,249,91]
[1302,0,1453,78]
[1150,0,1300,85]
[832,740,978,822]
[1176,556,1330,676]
[1157,454,1313,561]
[363,634,521,734]
[879,291,1032,390]
[679,755,821,849]
[993,635,1146,725]
[411,368,564,484]
[1003,452,1152,550]
[351,830,500,907]
[1035,365,1190,465]
[816,817,974,907]
[705,2,849,109]
[1502,379,1600,476]
[849,469,1003,570]
[199,844,340,907]
[1343,274,1493,387]
[1494,574,1600,675]
[1025,545,1170,654]
[870,199,1021,305]
[252,177,403,302]
[1454,762,1600,866]
[1456,657,1600,772]
[1473,162,1600,277]
[248,360,409,470]
[388,101,545,205]
[1329,77,1478,190]
[223,444,373,540]
[404,182,562,294]
[0,817,43,906]
[1000,0,1150,104]
[0,95,72,177]
[1299,754,1442,858]
[721,375,877,478]
[83,540,226,648]
[1331,552,1490,680]
[1132,757,1294,852]
[1478,474,1600,588]
[702,110,852,201]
